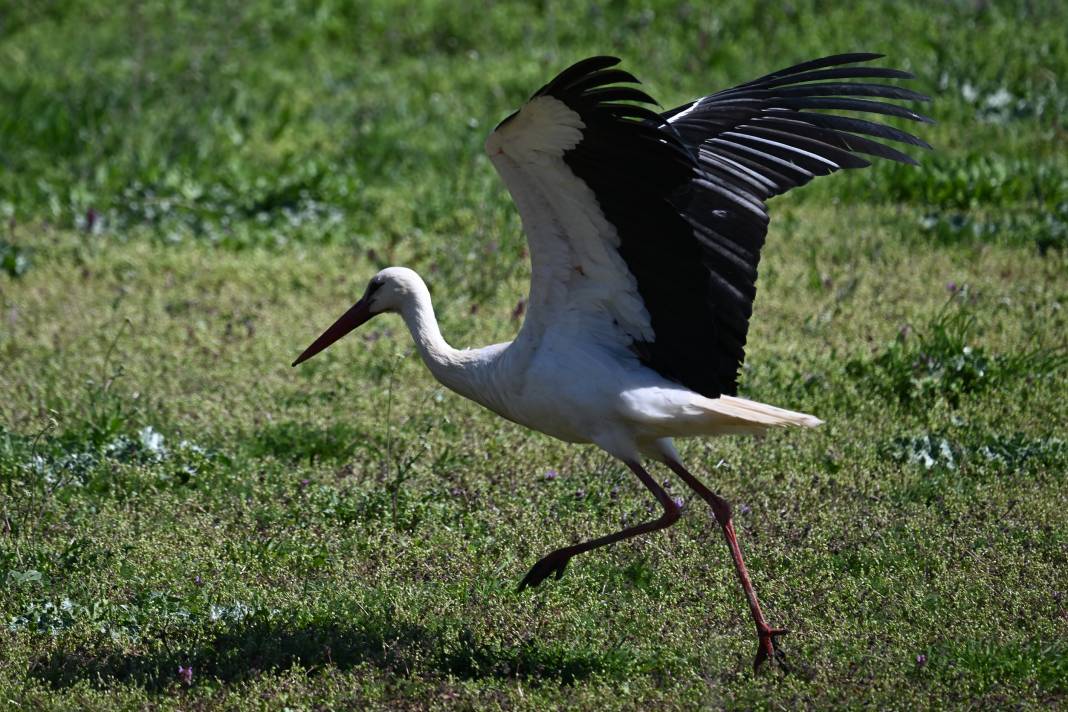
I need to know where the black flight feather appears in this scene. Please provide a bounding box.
[531,53,930,398]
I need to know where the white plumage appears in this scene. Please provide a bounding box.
[293,54,929,670]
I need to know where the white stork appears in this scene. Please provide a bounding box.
[293,53,930,670]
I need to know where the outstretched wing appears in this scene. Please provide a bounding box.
[487,54,930,398]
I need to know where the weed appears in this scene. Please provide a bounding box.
[918,202,1068,253]
[0,240,31,277]
[883,430,1066,474]
[863,154,1068,210]
[76,319,137,447]
[848,291,1066,408]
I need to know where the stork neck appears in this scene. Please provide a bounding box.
[399,290,470,392]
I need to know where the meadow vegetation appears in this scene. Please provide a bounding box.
[1,1,1066,708]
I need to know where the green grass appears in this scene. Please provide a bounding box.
[2,0,1068,708]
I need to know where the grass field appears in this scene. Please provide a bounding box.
[2,1,1067,708]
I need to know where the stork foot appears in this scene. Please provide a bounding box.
[753,626,789,672]
[517,549,572,591]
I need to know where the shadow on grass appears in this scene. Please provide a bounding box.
[243,420,370,463]
[30,614,637,691]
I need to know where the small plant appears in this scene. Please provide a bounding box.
[849,296,992,407]
[2,419,222,536]
[885,433,959,471]
[0,418,62,536]
[849,290,1066,408]
[883,430,1066,473]
[0,240,31,277]
[378,353,439,531]
[867,154,1068,210]
[76,319,137,446]
[918,202,1068,253]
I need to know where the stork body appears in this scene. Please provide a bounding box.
[294,54,930,670]
[380,266,818,456]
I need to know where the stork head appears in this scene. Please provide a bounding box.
[291,266,422,366]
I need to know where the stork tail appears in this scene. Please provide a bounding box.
[699,395,822,436]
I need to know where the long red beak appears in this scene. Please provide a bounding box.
[292,298,375,366]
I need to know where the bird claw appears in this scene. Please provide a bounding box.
[517,550,571,591]
[753,626,789,673]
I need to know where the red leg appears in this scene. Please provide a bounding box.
[518,460,680,591]
[666,459,788,671]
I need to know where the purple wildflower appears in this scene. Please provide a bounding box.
[178,665,193,685]
[916,653,927,667]
[738,503,751,515]
[544,469,558,481]
[946,281,958,293]
[193,575,202,587]
[300,478,310,488]
[672,496,685,510]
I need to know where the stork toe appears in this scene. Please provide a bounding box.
[753,626,789,672]
[517,550,572,591]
